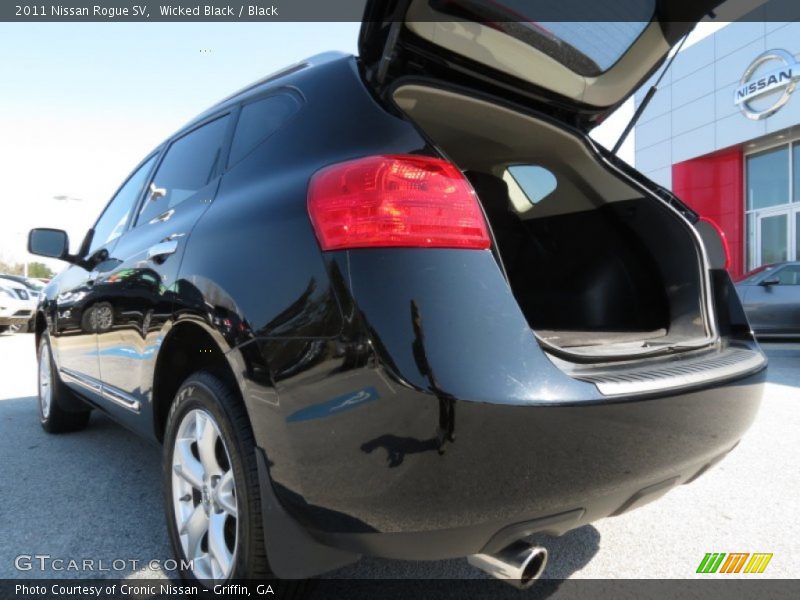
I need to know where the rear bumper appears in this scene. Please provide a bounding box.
[312,443,738,561]
[257,363,765,562]
[248,252,765,567]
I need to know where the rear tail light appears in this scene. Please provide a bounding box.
[307,154,491,251]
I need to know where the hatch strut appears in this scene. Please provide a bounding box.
[374,0,410,85]
[612,29,694,155]
[376,20,403,84]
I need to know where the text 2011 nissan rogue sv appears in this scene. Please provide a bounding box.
[28,1,765,588]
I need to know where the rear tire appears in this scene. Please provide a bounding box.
[163,371,273,583]
[0,325,8,334]
[37,335,91,433]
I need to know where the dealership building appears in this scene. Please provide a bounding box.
[634,20,800,278]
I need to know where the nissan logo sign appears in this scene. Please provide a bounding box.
[734,49,800,120]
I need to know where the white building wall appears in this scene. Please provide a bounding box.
[633,21,800,189]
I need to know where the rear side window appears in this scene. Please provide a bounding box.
[228,93,301,167]
[90,154,157,253]
[503,165,558,213]
[138,115,230,225]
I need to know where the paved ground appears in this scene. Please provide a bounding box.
[0,332,798,582]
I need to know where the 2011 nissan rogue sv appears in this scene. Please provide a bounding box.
[28,1,766,588]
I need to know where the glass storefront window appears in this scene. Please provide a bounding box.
[794,143,800,203]
[796,212,800,261]
[747,146,789,210]
[746,213,757,271]
[745,141,799,271]
[759,213,788,264]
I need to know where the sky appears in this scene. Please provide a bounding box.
[0,21,725,270]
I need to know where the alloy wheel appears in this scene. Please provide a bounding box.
[171,409,238,581]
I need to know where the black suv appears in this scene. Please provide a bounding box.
[29,2,765,588]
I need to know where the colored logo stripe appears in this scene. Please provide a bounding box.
[697,553,726,573]
[720,553,749,573]
[744,553,773,573]
[697,552,772,574]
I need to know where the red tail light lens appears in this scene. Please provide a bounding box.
[307,155,491,251]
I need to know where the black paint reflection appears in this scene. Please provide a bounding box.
[360,434,440,468]
[410,299,456,452]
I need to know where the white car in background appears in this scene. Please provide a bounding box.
[0,280,37,334]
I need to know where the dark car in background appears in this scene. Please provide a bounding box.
[736,262,800,338]
[26,1,765,589]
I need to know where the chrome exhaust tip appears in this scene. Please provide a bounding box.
[468,540,548,589]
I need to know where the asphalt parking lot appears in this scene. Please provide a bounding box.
[1,331,798,582]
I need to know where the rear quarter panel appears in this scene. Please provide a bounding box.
[174,56,431,448]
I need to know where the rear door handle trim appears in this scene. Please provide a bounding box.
[147,239,179,261]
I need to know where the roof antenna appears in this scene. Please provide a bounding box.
[612,28,694,155]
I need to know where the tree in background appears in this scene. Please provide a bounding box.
[27,262,55,279]
[0,259,54,279]
[0,259,22,275]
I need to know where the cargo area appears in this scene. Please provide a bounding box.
[393,84,715,359]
